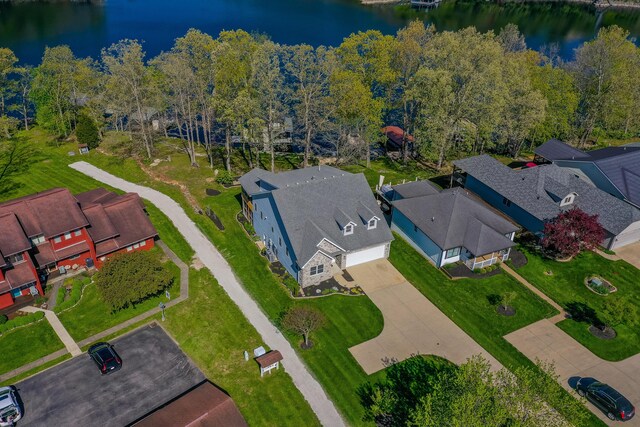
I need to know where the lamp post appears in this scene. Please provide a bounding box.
[159,302,166,321]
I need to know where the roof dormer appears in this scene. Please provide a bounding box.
[560,192,577,207]
[343,222,356,236]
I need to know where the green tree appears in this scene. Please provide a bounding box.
[95,251,173,311]
[0,48,18,117]
[600,297,638,334]
[75,113,100,149]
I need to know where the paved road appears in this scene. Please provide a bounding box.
[506,319,640,426]
[16,325,205,427]
[348,259,502,374]
[70,161,344,427]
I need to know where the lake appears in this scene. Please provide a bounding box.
[1,0,640,65]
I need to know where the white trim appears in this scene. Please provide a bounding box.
[316,237,346,252]
[299,249,335,269]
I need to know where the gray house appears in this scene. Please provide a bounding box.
[454,155,640,250]
[240,166,393,288]
[535,138,640,208]
[389,181,518,269]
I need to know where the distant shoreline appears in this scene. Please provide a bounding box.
[361,0,640,11]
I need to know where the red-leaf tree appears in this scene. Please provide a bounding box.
[541,208,605,259]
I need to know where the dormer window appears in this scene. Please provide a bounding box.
[560,192,577,207]
[344,224,354,236]
[367,218,377,230]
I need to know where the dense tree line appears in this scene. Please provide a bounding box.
[1,23,639,170]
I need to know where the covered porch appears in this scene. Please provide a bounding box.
[463,248,511,271]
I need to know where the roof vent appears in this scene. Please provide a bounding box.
[431,217,435,221]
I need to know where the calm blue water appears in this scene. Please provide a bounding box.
[1,0,639,65]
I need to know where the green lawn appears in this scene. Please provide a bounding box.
[58,252,181,341]
[516,249,640,361]
[0,320,64,376]
[389,236,605,427]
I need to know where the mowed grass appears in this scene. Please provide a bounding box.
[516,249,640,361]
[58,252,181,341]
[389,236,605,427]
[85,140,386,425]
[0,130,320,425]
[0,320,64,375]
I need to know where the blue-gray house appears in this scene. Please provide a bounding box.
[389,181,518,269]
[453,155,640,250]
[240,166,393,288]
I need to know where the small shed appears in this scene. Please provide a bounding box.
[255,350,283,377]
[79,144,89,154]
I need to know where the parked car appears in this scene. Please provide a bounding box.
[88,342,122,375]
[576,378,635,421]
[0,386,22,426]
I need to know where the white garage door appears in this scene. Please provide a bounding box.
[345,245,386,267]
[611,224,640,249]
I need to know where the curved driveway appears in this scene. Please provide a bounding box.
[70,161,344,427]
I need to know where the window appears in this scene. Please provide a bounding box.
[344,224,354,236]
[414,224,419,233]
[74,229,82,237]
[69,254,80,260]
[286,247,289,257]
[133,243,140,249]
[502,197,511,207]
[64,232,72,240]
[445,247,461,258]
[54,236,62,243]
[279,237,282,246]
[126,245,133,252]
[367,218,377,230]
[140,240,146,247]
[310,264,324,276]
[271,226,274,233]
[8,253,24,264]
[31,235,45,246]
[260,211,264,220]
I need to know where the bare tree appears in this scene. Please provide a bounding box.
[282,306,325,348]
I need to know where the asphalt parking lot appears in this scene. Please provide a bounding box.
[15,324,205,427]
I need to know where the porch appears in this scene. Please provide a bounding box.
[0,294,36,318]
[464,249,510,271]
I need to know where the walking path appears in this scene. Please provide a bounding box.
[69,161,345,427]
[19,306,82,357]
[1,241,189,383]
[348,259,502,374]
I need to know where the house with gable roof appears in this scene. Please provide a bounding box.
[388,180,518,269]
[535,138,640,209]
[240,166,393,288]
[453,155,640,250]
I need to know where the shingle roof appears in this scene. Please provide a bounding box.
[392,180,440,199]
[392,186,517,255]
[0,213,31,257]
[242,168,393,267]
[535,139,640,207]
[454,155,640,235]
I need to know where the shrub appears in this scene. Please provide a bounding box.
[95,251,173,311]
[0,315,7,325]
[243,221,255,236]
[283,275,300,296]
[0,311,45,335]
[54,279,86,313]
[75,113,100,149]
[55,286,66,307]
[215,170,234,185]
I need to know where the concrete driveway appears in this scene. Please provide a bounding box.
[348,259,501,374]
[14,324,205,427]
[615,242,640,270]
[505,319,640,426]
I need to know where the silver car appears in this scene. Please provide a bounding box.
[0,387,21,426]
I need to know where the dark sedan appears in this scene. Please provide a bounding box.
[576,378,635,421]
[88,342,122,375]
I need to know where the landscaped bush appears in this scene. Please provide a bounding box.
[215,170,234,185]
[0,311,45,335]
[95,251,173,311]
[0,314,7,325]
[242,221,255,236]
[55,286,66,307]
[283,275,300,296]
[54,279,86,313]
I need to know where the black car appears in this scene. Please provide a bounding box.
[88,342,122,375]
[576,378,635,421]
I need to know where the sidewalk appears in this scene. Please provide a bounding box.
[20,306,82,356]
[70,161,346,427]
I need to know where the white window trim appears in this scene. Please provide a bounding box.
[140,240,146,247]
[367,218,377,230]
[74,229,82,237]
[343,223,355,236]
[64,232,72,240]
[54,236,62,243]
[310,264,325,276]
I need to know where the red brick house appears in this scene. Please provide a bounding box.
[0,188,158,310]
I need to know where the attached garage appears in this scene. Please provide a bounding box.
[345,244,387,267]
[610,221,640,250]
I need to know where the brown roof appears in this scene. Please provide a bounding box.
[33,244,56,266]
[87,193,157,257]
[382,126,414,147]
[255,350,283,368]
[34,241,90,265]
[5,262,37,289]
[0,188,88,238]
[81,204,119,243]
[133,381,248,427]
[0,280,9,294]
[76,188,121,205]
[0,213,30,257]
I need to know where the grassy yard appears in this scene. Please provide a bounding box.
[389,237,605,427]
[516,249,640,361]
[58,251,181,341]
[0,320,64,376]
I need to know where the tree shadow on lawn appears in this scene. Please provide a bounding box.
[0,138,43,199]
[566,301,600,326]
